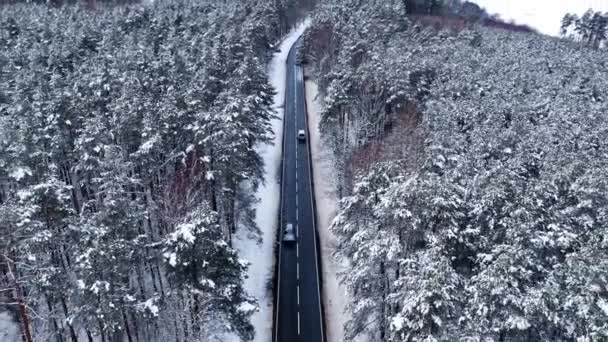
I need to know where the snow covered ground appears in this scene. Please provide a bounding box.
[0,312,19,342]
[232,21,309,342]
[304,78,349,342]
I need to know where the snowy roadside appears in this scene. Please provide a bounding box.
[0,312,19,342]
[231,21,310,342]
[304,78,349,342]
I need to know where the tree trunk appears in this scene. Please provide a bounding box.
[190,295,200,336]
[69,170,84,214]
[379,261,386,342]
[122,309,134,342]
[155,264,165,298]
[136,265,146,299]
[129,312,141,342]
[173,314,181,342]
[180,292,189,340]
[99,320,106,342]
[6,259,33,342]
[46,296,65,342]
[148,261,159,294]
[60,297,79,342]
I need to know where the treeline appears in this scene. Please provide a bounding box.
[404,0,534,33]
[561,9,608,49]
[404,0,483,18]
[0,0,139,7]
[0,0,296,341]
[303,0,608,341]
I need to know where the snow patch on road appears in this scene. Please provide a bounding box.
[304,79,350,342]
[232,20,310,342]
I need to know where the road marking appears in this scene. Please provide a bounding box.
[297,284,300,305]
[297,311,301,336]
[297,262,300,280]
[296,207,298,218]
[294,67,297,124]
[297,242,299,258]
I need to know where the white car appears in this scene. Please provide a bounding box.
[297,129,306,141]
[283,223,296,243]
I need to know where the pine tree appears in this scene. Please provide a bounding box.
[162,202,255,340]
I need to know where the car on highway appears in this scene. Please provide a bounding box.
[283,223,296,243]
[297,129,306,141]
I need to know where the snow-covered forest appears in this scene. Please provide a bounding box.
[0,0,314,341]
[561,9,608,49]
[303,0,608,341]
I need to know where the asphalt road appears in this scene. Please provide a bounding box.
[274,39,325,342]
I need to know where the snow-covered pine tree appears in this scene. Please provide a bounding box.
[162,202,255,340]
